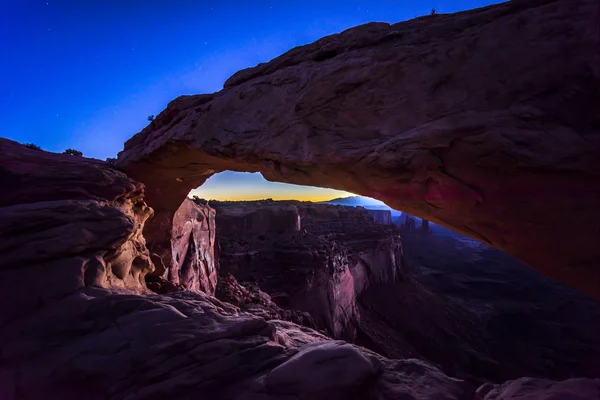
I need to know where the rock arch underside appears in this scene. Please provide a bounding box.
[118,0,600,300]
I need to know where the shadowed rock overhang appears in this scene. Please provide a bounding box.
[117,0,600,299]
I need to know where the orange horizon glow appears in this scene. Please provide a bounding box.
[188,192,353,203]
[188,171,355,203]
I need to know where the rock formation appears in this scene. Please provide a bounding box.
[216,273,317,329]
[0,138,154,326]
[400,214,418,233]
[116,0,600,300]
[418,219,433,235]
[2,138,600,399]
[168,198,218,295]
[210,200,404,340]
[366,209,393,225]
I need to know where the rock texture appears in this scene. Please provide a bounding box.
[0,284,476,400]
[0,138,154,326]
[211,200,404,340]
[216,273,317,329]
[168,198,219,295]
[2,139,600,399]
[117,0,600,300]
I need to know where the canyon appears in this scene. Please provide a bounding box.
[200,198,600,385]
[2,0,600,398]
[209,199,404,341]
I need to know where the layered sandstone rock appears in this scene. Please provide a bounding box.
[211,199,301,236]
[0,141,474,399]
[168,198,219,295]
[2,139,599,399]
[210,200,404,340]
[0,138,154,326]
[117,0,600,299]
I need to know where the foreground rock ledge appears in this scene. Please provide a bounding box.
[117,0,600,299]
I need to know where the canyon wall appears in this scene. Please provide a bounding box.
[0,138,154,326]
[366,209,393,225]
[210,200,404,340]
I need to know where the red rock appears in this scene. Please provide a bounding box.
[0,138,154,325]
[2,132,600,399]
[2,0,600,398]
[212,200,404,340]
[169,198,218,295]
[117,0,600,300]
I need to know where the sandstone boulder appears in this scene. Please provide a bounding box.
[265,340,377,395]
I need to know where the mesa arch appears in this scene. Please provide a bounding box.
[117,0,600,300]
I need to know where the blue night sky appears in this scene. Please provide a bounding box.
[1,0,501,201]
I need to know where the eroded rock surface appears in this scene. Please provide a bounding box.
[2,139,600,399]
[211,199,404,340]
[209,199,600,385]
[216,273,317,329]
[0,138,154,326]
[116,0,600,299]
[168,198,219,295]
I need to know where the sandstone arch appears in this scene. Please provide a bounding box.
[117,0,600,299]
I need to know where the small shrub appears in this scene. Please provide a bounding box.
[430,8,437,15]
[147,115,155,122]
[63,148,83,157]
[106,157,117,164]
[24,143,42,150]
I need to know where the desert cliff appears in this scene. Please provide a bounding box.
[210,199,403,341]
